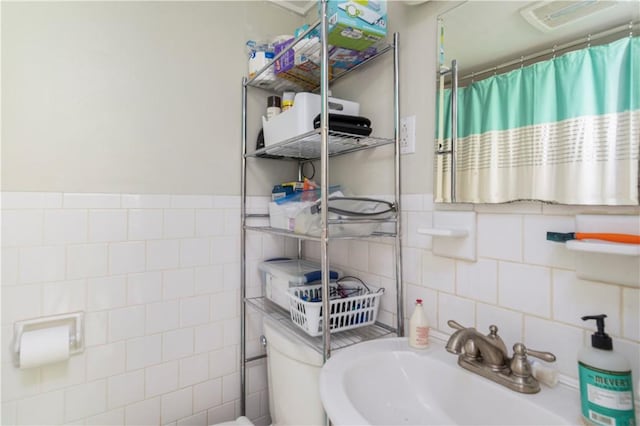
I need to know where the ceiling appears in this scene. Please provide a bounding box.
[440,0,639,75]
[266,0,316,16]
[267,0,431,16]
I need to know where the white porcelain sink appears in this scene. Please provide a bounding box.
[320,338,582,425]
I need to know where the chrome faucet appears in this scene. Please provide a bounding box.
[445,320,556,394]
[446,322,508,369]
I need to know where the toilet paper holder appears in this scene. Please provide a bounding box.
[13,311,85,368]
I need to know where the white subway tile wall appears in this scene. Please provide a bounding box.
[623,288,640,341]
[1,192,279,425]
[424,198,640,385]
[309,193,640,388]
[3,191,639,425]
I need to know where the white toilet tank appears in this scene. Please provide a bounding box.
[263,317,324,426]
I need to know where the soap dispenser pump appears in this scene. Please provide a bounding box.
[578,314,636,426]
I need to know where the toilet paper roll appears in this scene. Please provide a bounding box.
[19,325,70,368]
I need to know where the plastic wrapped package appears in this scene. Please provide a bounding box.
[294,196,396,237]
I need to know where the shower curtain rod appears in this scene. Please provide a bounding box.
[452,21,637,84]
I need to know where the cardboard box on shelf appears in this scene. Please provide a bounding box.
[274,36,324,91]
[329,45,378,71]
[325,0,387,51]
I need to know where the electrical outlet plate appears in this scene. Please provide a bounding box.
[400,115,416,154]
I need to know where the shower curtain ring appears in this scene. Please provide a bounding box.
[587,34,591,48]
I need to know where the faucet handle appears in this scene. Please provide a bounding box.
[510,343,556,378]
[514,343,556,363]
[447,320,467,330]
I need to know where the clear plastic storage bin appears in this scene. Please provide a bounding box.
[258,259,339,310]
[294,196,396,237]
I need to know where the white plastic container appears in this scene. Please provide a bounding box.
[578,315,635,426]
[409,298,429,349]
[258,259,339,310]
[261,92,359,146]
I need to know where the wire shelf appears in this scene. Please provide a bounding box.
[244,225,397,240]
[244,20,393,93]
[246,130,394,160]
[245,296,396,353]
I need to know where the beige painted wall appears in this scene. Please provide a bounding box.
[1,1,302,195]
[2,1,459,197]
[328,1,455,196]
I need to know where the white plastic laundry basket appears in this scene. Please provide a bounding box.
[287,280,383,337]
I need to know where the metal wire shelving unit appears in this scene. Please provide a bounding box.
[239,1,402,415]
[247,130,395,160]
[245,297,395,354]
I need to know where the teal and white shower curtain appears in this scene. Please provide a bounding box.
[436,36,640,205]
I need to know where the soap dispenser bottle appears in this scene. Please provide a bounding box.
[578,314,636,426]
[409,298,429,349]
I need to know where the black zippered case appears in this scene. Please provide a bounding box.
[312,113,373,136]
